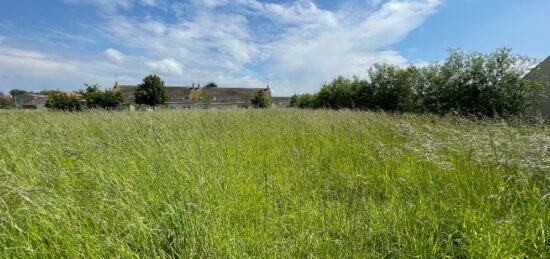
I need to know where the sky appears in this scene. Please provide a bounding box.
[0,0,549,96]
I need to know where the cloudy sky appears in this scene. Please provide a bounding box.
[0,0,549,96]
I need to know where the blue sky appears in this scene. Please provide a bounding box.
[0,0,549,96]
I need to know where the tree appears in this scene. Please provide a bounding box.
[45,92,82,111]
[250,90,271,108]
[134,75,168,107]
[205,82,218,88]
[290,48,545,117]
[9,89,27,97]
[290,94,318,109]
[81,84,123,109]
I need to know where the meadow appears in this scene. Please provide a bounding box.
[0,109,549,257]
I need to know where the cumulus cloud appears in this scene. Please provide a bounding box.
[145,58,184,76]
[103,48,124,63]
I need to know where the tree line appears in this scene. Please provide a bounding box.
[291,48,546,117]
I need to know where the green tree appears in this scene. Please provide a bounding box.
[291,48,544,118]
[134,75,168,108]
[82,84,123,109]
[290,93,318,109]
[45,92,82,111]
[427,48,544,117]
[9,89,27,97]
[250,90,271,108]
[205,82,218,88]
[317,76,367,109]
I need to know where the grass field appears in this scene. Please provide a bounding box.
[0,109,549,257]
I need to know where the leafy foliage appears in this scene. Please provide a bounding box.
[45,92,82,111]
[250,90,271,108]
[290,93,318,109]
[9,89,27,97]
[81,84,123,110]
[205,82,218,88]
[134,75,168,107]
[292,48,545,117]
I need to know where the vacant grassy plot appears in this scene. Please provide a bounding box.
[0,109,549,257]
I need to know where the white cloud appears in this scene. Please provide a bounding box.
[145,58,184,76]
[0,46,119,91]
[103,48,124,63]
[61,0,134,12]
[263,0,440,93]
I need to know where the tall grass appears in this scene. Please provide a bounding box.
[0,109,549,257]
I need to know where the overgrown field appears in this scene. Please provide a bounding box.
[0,109,549,257]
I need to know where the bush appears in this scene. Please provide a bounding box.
[205,82,218,88]
[290,93,318,109]
[250,90,271,108]
[291,48,545,117]
[45,93,82,111]
[82,84,123,110]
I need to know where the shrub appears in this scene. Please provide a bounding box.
[205,82,218,88]
[292,48,545,117]
[82,84,123,110]
[290,93,318,109]
[45,92,82,111]
[250,90,271,108]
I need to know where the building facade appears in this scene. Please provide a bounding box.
[524,56,550,118]
[114,84,277,109]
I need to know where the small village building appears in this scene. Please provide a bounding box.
[114,84,286,109]
[524,56,550,118]
[18,92,82,109]
[272,97,292,108]
[20,94,48,109]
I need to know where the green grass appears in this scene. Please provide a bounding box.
[0,109,549,257]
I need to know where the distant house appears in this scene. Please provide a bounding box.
[524,56,550,118]
[19,92,82,109]
[20,94,48,109]
[272,97,292,108]
[114,84,274,109]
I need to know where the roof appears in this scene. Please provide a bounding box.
[524,56,550,84]
[21,94,48,107]
[524,56,550,118]
[272,97,292,107]
[115,85,269,104]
